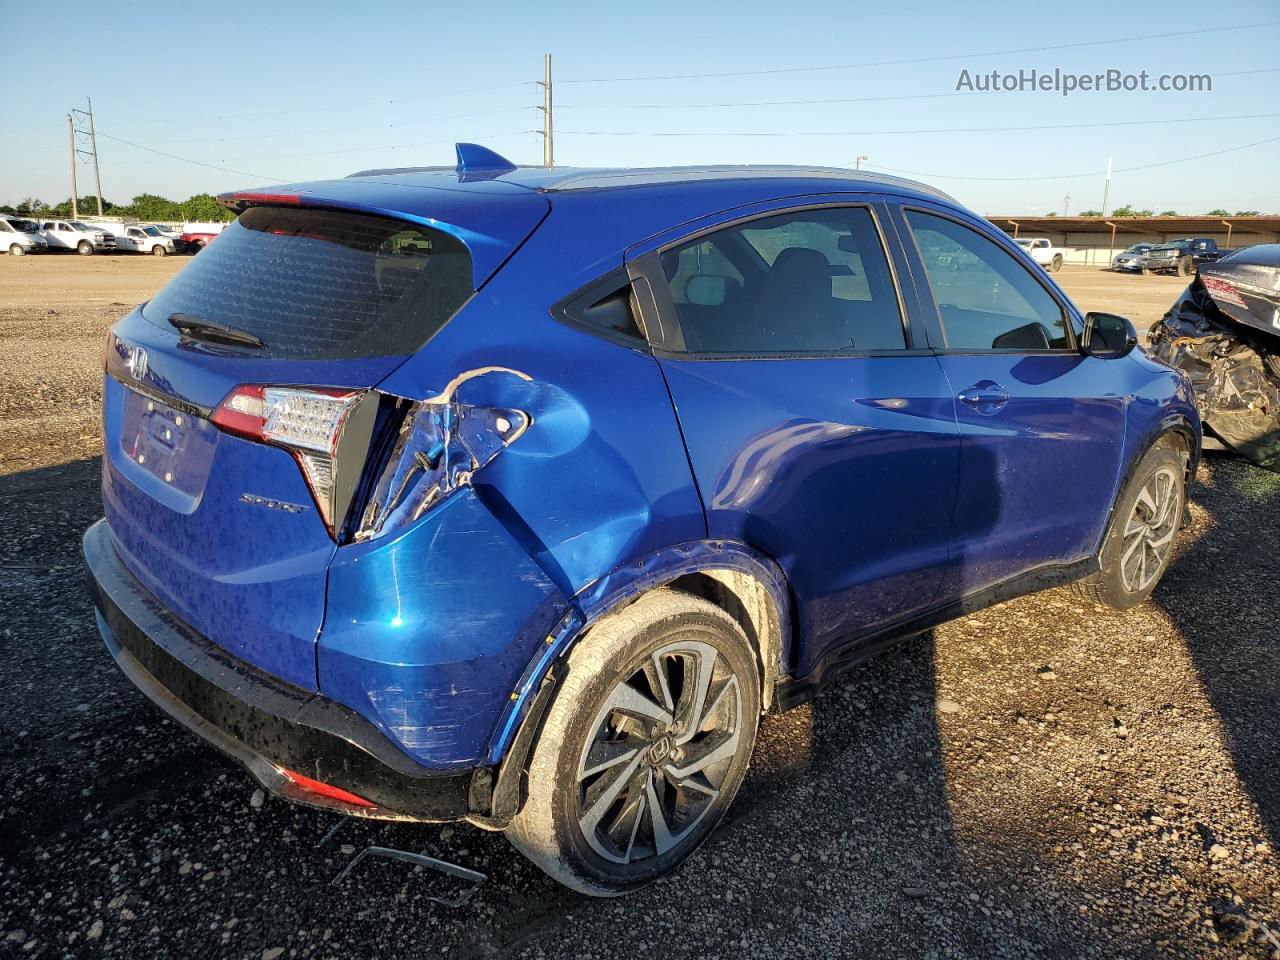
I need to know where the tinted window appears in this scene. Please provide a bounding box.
[141,207,473,359]
[906,211,1068,351]
[659,207,905,354]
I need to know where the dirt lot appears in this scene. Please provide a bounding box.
[1,256,1277,959]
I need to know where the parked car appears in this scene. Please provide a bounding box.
[0,216,49,255]
[40,219,116,254]
[1014,236,1065,272]
[179,224,224,253]
[1149,244,1280,470]
[1111,242,1157,272]
[111,223,178,256]
[1142,237,1226,276]
[85,144,1201,897]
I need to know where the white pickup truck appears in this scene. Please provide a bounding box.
[102,222,177,256]
[39,219,116,255]
[1014,237,1065,273]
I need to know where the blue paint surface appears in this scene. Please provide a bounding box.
[91,161,1201,775]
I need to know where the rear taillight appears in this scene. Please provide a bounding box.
[211,380,529,542]
[212,385,365,535]
[1201,275,1247,309]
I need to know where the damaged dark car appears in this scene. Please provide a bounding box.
[1150,244,1280,470]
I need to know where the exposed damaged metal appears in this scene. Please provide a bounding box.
[356,367,533,541]
[1149,244,1280,471]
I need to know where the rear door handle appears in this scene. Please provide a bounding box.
[957,380,1010,413]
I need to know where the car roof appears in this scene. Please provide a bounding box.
[220,145,974,285]
[341,162,956,204]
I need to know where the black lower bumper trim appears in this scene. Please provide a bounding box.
[83,519,476,822]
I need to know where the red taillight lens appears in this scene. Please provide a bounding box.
[212,384,365,535]
[1201,274,1247,309]
[278,768,375,809]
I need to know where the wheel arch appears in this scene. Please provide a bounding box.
[1096,412,1199,555]
[475,540,793,828]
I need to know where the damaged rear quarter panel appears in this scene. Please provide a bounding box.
[318,488,568,769]
[318,199,711,768]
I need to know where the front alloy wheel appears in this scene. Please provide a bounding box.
[1119,464,1180,593]
[1070,440,1186,609]
[508,589,760,896]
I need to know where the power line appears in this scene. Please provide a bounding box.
[94,131,290,182]
[96,129,531,170]
[110,82,535,126]
[134,107,534,146]
[559,22,1279,83]
[855,134,1280,182]
[558,65,1280,110]
[556,112,1280,137]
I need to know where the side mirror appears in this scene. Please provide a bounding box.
[1081,312,1137,358]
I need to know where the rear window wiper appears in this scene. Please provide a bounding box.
[168,313,265,348]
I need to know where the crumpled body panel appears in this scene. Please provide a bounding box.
[1149,249,1280,470]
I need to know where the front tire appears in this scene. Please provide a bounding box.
[1177,256,1194,277]
[508,589,760,896]
[1070,441,1186,609]
[152,244,167,256]
[77,240,94,256]
[9,243,24,256]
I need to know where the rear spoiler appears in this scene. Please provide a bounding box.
[215,147,548,291]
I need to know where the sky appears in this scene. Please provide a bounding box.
[2,0,1278,216]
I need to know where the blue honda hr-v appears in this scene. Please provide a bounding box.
[85,143,1200,895]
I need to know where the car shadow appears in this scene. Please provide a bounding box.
[1151,454,1280,849]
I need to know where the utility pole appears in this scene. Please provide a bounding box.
[537,54,554,168]
[86,97,104,216]
[70,98,104,216]
[67,114,79,220]
[854,155,868,170]
[1101,157,1112,218]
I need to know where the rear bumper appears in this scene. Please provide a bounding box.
[83,519,480,822]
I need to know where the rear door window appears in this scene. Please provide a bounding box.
[658,206,906,355]
[141,207,473,359]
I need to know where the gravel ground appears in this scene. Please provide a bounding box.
[1,258,1277,959]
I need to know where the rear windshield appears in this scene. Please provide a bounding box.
[141,206,473,359]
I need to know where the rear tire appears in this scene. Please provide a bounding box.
[507,589,760,896]
[1070,441,1186,609]
[9,243,24,256]
[1051,254,1063,272]
[77,240,94,256]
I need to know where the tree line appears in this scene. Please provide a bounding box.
[1054,207,1264,218]
[0,193,235,222]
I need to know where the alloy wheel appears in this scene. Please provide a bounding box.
[1120,464,1180,593]
[575,639,743,865]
